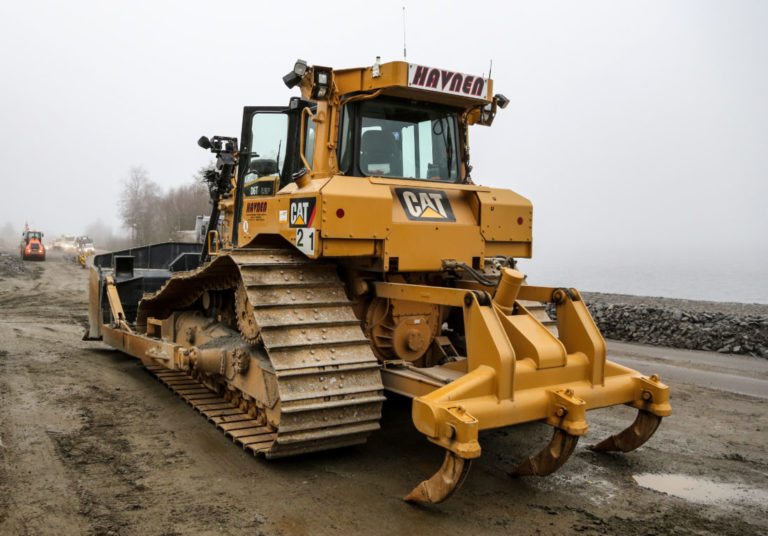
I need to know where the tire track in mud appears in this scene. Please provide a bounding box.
[47,386,152,536]
[0,350,9,527]
[38,359,271,535]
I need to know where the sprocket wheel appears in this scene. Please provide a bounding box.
[234,283,260,343]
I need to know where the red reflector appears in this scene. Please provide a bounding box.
[336,208,345,218]
[517,217,524,225]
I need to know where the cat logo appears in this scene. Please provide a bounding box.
[395,188,456,222]
[289,197,316,228]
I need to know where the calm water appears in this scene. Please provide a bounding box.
[518,246,768,304]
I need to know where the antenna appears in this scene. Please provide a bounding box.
[402,6,407,60]
[488,59,493,79]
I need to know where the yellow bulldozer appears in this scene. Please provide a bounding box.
[86,59,670,504]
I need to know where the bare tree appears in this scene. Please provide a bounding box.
[119,166,160,246]
[155,182,211,239]
[118,166,211,246]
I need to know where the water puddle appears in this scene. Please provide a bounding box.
[633,473,768,506]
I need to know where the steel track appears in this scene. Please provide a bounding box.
[140,247,385,458]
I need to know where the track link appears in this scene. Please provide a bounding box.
[146,366,278,454]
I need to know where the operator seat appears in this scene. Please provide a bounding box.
[247,158,278,178]
[360,130,400,176]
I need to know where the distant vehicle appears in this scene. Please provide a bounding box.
[54,235,77,251]
[171,215,221,244]
[20,230,46,261]
[76,235,95,254]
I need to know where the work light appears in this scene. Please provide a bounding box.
[283,59,308,88]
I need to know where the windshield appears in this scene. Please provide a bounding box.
[351,98,460,182]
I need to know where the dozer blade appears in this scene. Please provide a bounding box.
[510,428,580,476]
[404,451,471,504]
[590,409,662,453]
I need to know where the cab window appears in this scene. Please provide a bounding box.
[347,98,460,182]
[242,112,288,184]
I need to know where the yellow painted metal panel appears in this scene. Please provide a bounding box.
[387,224,483,271]
[476,188,533,243]
[319,176,391,239]
[322,238,376,257]
[484,241,532,258]
[369,177,491,192]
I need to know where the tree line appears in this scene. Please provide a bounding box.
[0,166,213,252]
[119,166,212,247]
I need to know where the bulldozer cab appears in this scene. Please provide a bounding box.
[236,92,465,188]
[227,60,504,250]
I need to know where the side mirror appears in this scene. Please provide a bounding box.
[198,136,212,150]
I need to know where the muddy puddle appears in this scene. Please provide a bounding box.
[633,473,768,507]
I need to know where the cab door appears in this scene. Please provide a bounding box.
[233,106,288,244]
[233,102,315,245]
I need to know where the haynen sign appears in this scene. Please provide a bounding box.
[408,64,489,100]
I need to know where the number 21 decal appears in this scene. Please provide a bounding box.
[295,228,316,255]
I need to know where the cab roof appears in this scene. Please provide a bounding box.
[330,61,494,108]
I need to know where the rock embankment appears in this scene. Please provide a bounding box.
[572,292,768,358]
[0,252,39,279]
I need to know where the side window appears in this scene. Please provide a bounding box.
[419,121,434,178]
[303,115,316,167]
[401,124,416,177]
[338,108,352,174]
[244,113,288,184]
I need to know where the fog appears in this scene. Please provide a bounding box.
[1,1,766,298]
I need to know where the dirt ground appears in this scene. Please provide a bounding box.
[1,249,766,536]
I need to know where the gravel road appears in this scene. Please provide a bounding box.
[1,250,766,535]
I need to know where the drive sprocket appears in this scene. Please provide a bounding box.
[235,282,260,343]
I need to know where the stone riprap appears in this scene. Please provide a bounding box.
[546,292,768,358]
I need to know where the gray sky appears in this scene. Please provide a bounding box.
[1,1,766,268]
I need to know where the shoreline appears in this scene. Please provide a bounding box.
[582,291,768,316]
[3,250,766,358]
[577,291,768,358]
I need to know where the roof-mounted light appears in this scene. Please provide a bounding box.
[283,59,308,88]
[480,103,494,124]
[311,67,333,99]
[494,93,509,109]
